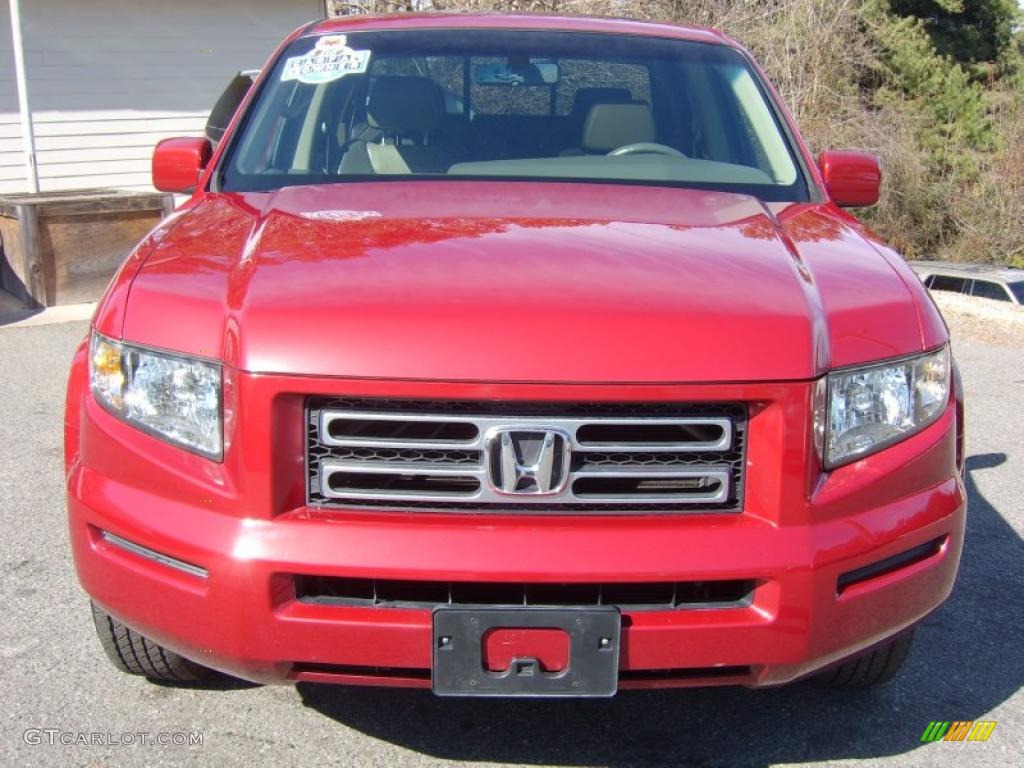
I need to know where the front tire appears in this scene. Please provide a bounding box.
[90,602,212,683]
[815,630,914,688]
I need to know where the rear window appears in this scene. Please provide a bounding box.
[219,29,808,201]
[971,279,1012,302]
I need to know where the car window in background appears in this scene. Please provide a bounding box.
[971,279,1012,302]
[927,275,968,294]
[220,29,808,201]
[1008,281,1024,303]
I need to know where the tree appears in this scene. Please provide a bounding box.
[889,0,1021,71]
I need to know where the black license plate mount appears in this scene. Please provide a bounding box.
[431,606,621,698]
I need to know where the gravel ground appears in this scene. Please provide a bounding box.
[931,291,1024,346]
[0,313,1020,768]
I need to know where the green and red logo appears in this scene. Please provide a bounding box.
[921,721,997,742]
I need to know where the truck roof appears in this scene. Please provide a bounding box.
[908,260,1024,283]
[310,12,733,47]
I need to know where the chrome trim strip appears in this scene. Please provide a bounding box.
[322,460,483,476]
[571,467,730,503]
[570,465,729,476]
[319,460,730,505]
[319,411,480,450]
[100,530,208,579]
[319,460,480,500]
[318,487,480,501]
[319,411,732,452]
[573,417,732,452]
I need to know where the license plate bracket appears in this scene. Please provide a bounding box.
[432,606,621,697]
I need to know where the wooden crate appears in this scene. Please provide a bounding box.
[0,189,174,307]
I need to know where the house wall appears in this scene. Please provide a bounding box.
[0,0,324,193]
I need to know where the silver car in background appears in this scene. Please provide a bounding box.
[909,261,1024,305]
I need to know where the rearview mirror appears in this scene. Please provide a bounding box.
[818,150,881,208]
[152,137,212,194]
[474,59,559,86]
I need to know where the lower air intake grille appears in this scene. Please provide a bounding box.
[307,398,746,513]
[295,575,755,611]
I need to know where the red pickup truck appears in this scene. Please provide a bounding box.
[66,14,965,698]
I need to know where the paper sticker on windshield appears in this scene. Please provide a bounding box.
[281,35,370,85]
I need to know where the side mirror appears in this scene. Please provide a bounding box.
[818,150,881,208]
[152,137,212,193]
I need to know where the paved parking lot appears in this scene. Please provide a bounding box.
[1,317,1020,768]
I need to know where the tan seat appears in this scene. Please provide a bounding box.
[581,102,657,154]
[340,76,451,174]
[569,87,632,134]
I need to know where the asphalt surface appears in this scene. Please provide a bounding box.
[1,318,1021,768]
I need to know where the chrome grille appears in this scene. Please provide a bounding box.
[307,398,746,513]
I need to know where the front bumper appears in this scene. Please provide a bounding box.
[65,347,966,690]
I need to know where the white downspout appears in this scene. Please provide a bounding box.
[9,0,39,193]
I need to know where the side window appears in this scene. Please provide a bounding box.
[971,279,1012,302]
[680,63,732,165]
[233,80,314,173]
[555,60,652,115]
[928,275,968,294]
[724,66,797,183]
[206,72,255,149]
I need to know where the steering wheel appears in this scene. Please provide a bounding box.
[607,143,686,158]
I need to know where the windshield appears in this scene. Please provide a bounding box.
[220,29,808,200]
[1010,281,1024,303]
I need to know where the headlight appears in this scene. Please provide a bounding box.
[89,332,222,460]
[825,345,950,468]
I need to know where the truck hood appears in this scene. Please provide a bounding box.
[122,182,933,382]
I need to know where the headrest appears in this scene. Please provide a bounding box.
[582,102,656,153]
[571,87,633,121]
[367,76,444,133]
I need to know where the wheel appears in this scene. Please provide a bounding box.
[815,630,914,688]
[90,602,212,683]
[607,142,686,157]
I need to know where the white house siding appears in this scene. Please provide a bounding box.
[0,5,20,191]
[0,0,324,194]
